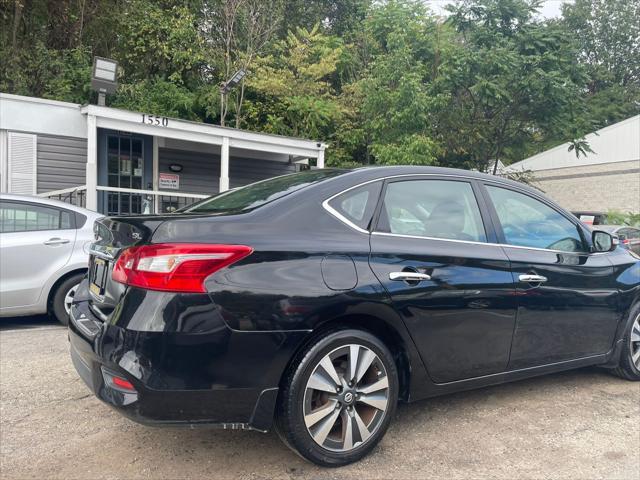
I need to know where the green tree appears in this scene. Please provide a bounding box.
[435,0,587,172]
[245,26,345,142]
[561,0,640,127]
[347,0,446,165]
[109,0,206,118]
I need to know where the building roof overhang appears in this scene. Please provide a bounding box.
[80,104,325,159]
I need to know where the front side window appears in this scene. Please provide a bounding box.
[377,180,487,242]
[486,186,586,252]
[0,201,73,233]
[327,182,382,230]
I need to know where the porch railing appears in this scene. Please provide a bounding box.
[38,186,87,208]
[96,186,209,215]
[39,185,209,215]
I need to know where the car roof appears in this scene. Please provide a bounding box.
[0,193,101,218]
[333,165,545,196]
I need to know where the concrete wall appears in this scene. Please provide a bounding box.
[532,159,640,213]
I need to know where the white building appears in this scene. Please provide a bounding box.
[505,115,640,213]
[0,93,326,215]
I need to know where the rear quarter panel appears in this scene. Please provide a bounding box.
[151,189,433,400]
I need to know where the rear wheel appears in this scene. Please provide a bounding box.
[50,273,84,326]
[276,329,398,467]
[611,306,640,381]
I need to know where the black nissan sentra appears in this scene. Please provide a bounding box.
[69,166,640,466]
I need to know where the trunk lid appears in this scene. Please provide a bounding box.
[87,215,170,316]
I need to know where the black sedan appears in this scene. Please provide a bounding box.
[69,166,640,467]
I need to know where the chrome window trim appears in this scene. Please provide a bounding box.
[322,173,606,256]
[371,231,600,255]
[371,231,495,246]
[321,178,383,234]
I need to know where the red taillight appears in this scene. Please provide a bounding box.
[112,243,253,293]
[622,239,630,245]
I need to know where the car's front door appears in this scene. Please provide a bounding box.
[368,177,518,383]
[481,184,620,369]
[0,200,76,312]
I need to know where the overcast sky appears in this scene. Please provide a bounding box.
[424,0,573,19]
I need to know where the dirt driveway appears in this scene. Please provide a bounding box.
[1,320,638,480]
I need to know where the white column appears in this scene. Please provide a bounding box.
[85,114,98,210]
[219,136,230,192]
[316,147,325,169]
[0,130,7,193]
[152,136,159,213]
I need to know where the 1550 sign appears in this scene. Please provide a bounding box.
[141,114,169,127]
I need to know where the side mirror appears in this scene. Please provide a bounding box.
[591,230,618,253]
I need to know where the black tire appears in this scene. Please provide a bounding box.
[50,273,84,326]
[611,304,640,381]
[276,328,399,467]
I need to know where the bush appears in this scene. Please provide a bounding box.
[606,211,640,227]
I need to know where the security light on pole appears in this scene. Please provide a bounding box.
[91,56,119,106]
[220,69,247,94]
[219,69,247,126]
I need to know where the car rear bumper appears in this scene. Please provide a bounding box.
[68,297,308,431]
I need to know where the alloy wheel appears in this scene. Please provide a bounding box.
[303,344,390,452]
[64,284,79,315]
[631,314,640,369]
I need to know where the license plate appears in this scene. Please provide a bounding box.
[90,258,108,296]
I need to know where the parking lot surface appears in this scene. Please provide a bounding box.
[1,319,639,480]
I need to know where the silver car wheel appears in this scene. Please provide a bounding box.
[630,314,640,369]
[64,284,79,315]
[303,344,390,452]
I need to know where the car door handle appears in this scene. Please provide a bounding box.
[44,238,70,246]
[519,274,548,283]
[389,271,432,282]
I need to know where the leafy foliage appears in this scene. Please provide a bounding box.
[1,0,638,170]
[245,26,345,140]
[606,211,640,228]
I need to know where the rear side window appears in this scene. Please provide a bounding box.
[327,181,382,230]
[0,201,75,233]
[486,186,586,253]
[377,180,487,242]
[184,170,346,214]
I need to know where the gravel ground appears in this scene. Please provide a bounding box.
[1,319,639,480]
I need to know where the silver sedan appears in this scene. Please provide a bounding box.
[0,194,102,324]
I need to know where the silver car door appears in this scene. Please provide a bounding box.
[0,201,76,312]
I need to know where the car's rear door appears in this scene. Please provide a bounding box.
[480,182,620,369]
[368,176,518,383]
[0,200,76,311]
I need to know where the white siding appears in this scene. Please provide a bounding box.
[507,115,640,172]
[7,132,37,194]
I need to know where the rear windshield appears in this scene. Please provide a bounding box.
[183,169,346,214]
